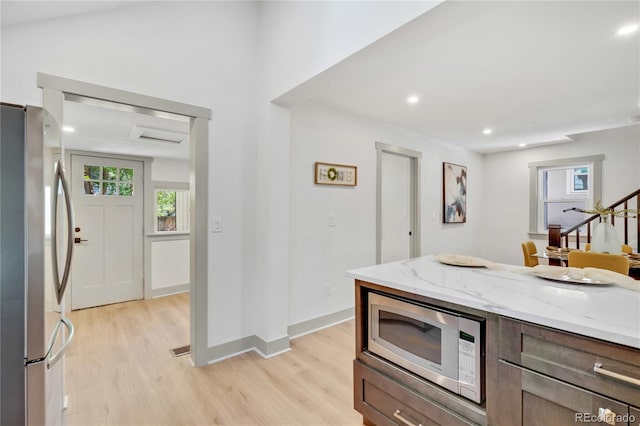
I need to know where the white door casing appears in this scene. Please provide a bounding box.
[70,154,143,310]
[376,142,421,264]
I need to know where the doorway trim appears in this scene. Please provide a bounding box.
[38,73,211,367]
[375,142,422,264]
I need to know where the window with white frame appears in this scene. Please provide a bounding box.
[152,182,190,233]
[529,155,603,234]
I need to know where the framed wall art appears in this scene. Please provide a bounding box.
[315,162,357,186]
[443,162,467,223]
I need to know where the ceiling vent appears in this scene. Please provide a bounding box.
[130,125,188,144]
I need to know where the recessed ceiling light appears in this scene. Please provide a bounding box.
[518,143,527,148]
[617,24,638,36]
[482,128,493,135]
[62,126,75,133]
[407,95,420,104]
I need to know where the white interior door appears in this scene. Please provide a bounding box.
[70,154,143,310]
[381,152,411,263]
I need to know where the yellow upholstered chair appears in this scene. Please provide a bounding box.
[521,241,539,267]
[567,251,630,275]
[584,243,633,254]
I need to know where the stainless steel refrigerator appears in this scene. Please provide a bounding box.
[1,103,75,425]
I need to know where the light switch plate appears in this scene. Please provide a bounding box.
[329,214,336,227]
[212,217,223,233]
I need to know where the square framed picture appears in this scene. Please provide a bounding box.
[443,162,467,223]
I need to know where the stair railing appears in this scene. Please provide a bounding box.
[548,188,640,251]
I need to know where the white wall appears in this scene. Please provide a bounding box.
[2,2,259,347]
[151,158,189,183]
[3,1,435,358]
[289,102,484,326]
[251,1,437,343]
[151,239,190,289]
[481,124,640,265]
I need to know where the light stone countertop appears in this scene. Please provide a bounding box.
[347,255,640,349]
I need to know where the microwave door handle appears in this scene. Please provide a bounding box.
[51,160,74,304]
[47,316,74,369]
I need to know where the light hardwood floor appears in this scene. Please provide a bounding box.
[64,293,363,426]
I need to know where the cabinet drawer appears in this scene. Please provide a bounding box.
[499,318,640,407]
[630,406,640,426]
[498,360,631,426]
[354,360,478,426]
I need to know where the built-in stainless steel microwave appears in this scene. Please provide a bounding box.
[368,292,484,404]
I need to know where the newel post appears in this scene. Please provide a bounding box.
[548,224,562,248]
[547,224,563,266]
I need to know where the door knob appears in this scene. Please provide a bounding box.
[74,237,88,244]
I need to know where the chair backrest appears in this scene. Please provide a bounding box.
[584,243,633,254]
[521,241,539,267]
[567,251,630,275]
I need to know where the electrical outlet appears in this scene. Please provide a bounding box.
[323,283,332,297]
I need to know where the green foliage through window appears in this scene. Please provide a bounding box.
[155,188,189,232]
[157,191,177,232]
[157,191,176,217]
[82,164,134,196]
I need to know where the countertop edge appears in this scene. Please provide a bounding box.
[347,266,640,350]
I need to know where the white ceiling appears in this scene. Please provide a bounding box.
[5,1,639,156]
[277,1,640,153]
[61,96,191,160]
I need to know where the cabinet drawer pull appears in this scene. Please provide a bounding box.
[393,410,423,426]
[594,362,640,387]
[598,407,617,426]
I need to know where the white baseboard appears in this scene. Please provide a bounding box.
[288,307,354,339]
[202,308,354,364]
[150,283,190,298]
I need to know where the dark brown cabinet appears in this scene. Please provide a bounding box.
[352,280,640,426]
[355,360,476,426]
[498,318,640,426]
[498,360,633,425]
[353,280,495,426]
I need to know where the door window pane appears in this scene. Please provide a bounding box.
[119,168,133,181]
[103,166,118,180]
[83,164,134,196]
[84,181,101,195]
[84,165,101,180]
[103,182,117,196]
[118,183,133,196]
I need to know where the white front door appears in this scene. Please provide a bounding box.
[70,154,143,310]
[381,152,411,263]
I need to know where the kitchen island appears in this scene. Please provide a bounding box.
[348,256,640,426]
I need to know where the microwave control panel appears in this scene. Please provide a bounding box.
[457,317,483,403]
[458,331,476,385]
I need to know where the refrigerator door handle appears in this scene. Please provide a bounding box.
[47,316,74,369]
[51,159,75,304]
